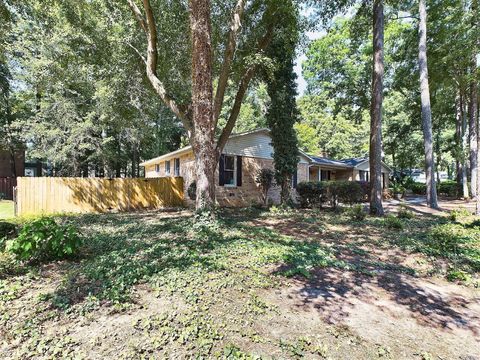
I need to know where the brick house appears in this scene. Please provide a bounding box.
[140,128,391,207]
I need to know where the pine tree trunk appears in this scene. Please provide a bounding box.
[456,91,469,198]
[418,0,438,209]
[189,0,216,211]
[470,0,478,202]
[369,0,384,216]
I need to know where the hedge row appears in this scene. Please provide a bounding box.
[409,180,459,197]
[296,180,368,208]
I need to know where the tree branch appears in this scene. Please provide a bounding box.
[126,0,147,33]
[213,0,246,126]
[216,24,274,154]
[127,0,191,130]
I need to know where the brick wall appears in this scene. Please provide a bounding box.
[145,152,310,207]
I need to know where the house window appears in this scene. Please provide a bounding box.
[223,155,236,186]
[174,158,180,176]
[165,160,171,175]
[320,170,331,181]
[155,164,160,173]
[359,170,369,182]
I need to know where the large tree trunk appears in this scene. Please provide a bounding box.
[369,0,384,216]
[469,69,478,201]
[456,90,469,198]
[418,0,438,209]
[189,0,216,211]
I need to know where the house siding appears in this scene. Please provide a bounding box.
[223,131,274,159]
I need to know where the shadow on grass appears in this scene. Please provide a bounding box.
[240,211,480,336]
[48,213,240,307]
[15,209,480,338]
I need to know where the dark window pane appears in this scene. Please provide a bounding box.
[225,156,235,171]
[224,170,235,185]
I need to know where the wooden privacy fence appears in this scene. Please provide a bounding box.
[15,177,184,216]
[0,177,16,200]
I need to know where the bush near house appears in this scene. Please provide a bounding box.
[296,181,326,208]
[297,180,364,209]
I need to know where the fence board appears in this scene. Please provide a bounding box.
[15,177,184,216]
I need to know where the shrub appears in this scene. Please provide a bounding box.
[327,180,363,208]
[296,181,325,208]
[410,182,426,195]
[347,204,366,221]
[449,207,471,221]
[437,181,458,198]
[6,217,81,262]
[0,221,17,251]
[427,223,470,254]
[384,215,403,230]
[356,181,370,201]
[255,168,275,206]
[397,204,414,219]
[0,192,5,200]
[187,181,196,201]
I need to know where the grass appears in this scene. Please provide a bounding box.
[0,200,14,219]
[0,207,479,358]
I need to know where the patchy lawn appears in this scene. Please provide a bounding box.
[0,200,14,219]
[0,205,479,359]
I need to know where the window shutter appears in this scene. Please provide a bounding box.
[293,167,298,188]
[236,156,242,186]
[219,154,225,186]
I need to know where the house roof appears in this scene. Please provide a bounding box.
[338,157,369,167]
[141,127,392,173]
[140,128,271,167]
[308,155,352,169]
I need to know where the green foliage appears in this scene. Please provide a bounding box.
[265,1,300,204]
[449,207,471,221]
[390,181,406,195]
[397,205,414,219]
[6,217,81,262]
[437,181,458,198]
[255,168,275,206]
[297,95,369,159]
[296,181,326,208]
[409,182,427,195]
[187,181,197,201]
[0,221,16,251]
[326,180,364,208]
[427,223,472,254]
[347,204,366,221]
[297,181,364,209]
[384,215,403,230]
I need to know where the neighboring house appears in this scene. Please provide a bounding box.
[140,128,391,207]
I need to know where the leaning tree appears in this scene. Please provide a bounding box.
[125,0,301,211]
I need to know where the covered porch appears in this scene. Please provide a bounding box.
[308,165,352,182]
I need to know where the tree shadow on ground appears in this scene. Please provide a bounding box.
[47,213,241,307]
[288,267,480,336]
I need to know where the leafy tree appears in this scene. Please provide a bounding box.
[125,0,304,211]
